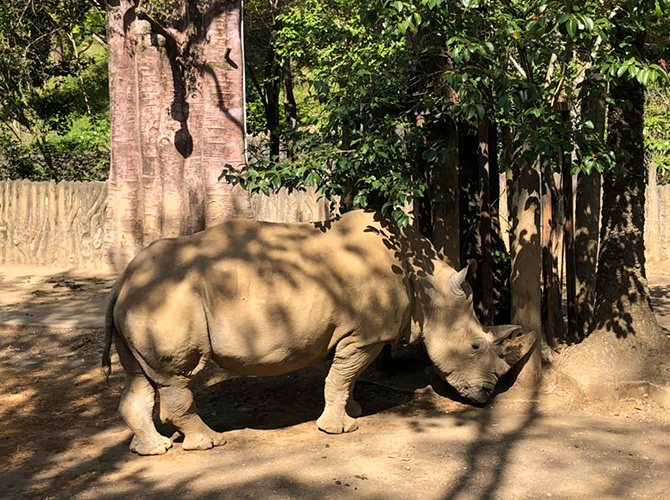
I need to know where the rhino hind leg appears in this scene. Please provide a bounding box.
[115,340,173,455]
[317,341,383,434]
[158,382,226,451]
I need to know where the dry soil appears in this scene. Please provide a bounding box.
[1,266,669,500]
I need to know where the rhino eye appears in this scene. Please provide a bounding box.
[472,343,480,350]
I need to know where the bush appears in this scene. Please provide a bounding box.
[0,115,109,181]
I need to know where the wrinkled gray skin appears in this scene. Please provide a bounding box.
[102,210,535,455]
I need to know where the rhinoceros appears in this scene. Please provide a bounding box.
[102,209,535,455]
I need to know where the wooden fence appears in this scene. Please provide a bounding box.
[0,178,667,268]
[0,180,107,268]
[0,181,330,268]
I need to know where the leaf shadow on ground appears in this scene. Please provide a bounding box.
[2,322,670,499]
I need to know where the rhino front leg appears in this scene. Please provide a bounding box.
[317,340,383,434]
[158,380,225,451]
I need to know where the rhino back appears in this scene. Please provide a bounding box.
[114,211,412,378]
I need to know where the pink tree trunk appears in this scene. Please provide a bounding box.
[105,0,252,269]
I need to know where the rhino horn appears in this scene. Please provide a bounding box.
[496,328,538,367]
[447,259,477,297]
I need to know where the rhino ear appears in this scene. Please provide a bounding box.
[447,259,477,296]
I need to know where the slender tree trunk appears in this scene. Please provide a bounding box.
[105,0,252,270]
[509,152,542,383]
[478,116,493,325]
[541,157,564,350]
[430,117,460,269]
[502,124,514,251]
[559,103,578,340]
[282,59,297,131]
[263,44,281,160]
[575,75,605,340]
[489,122,501,225]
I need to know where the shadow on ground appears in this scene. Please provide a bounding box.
[2,321,670,500]
[2,264,670,499]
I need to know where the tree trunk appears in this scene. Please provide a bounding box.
[559,103,578,341]
[478,116,493,325]
[282,59,297,132]
[105,0,252,270]
[460,119,511,323]
[541,158,564,350]
[430,117,460,269]
[575,75,605,341]
[593,78,658,338]
[561,74,667,388]
[509,153,542,385]
[263,44,281,160]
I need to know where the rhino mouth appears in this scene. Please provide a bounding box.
[451,383,494,405]
[437,369,496,404]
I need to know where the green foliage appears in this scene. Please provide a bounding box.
[0,114,109,181]
[231,0,670,223]
[645,83,670,184]
[0,1,109,181]
[232,0,426,222]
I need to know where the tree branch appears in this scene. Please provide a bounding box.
[245,61,268,107]
[508,54,527,79]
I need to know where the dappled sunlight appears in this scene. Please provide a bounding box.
[0,266,115,328]
[2,320,670,498]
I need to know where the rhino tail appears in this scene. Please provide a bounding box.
[102,276,124,384]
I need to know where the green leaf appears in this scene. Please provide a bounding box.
[352,193,368,207]
[566,18,577,38]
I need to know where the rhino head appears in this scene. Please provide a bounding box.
[419,259,536,404]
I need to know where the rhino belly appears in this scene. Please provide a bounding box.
[205,287,346,376]
[209,321,338,377]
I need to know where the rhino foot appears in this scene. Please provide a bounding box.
[317,412,359,434]
[182,430,226,451]
[130,434,173,456]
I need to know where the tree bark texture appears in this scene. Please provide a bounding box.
[561,75,668,388]
[105,0,252,269]
[593,77,656,338]
[574,75,605,341]
[509,155,542,382]
[430,117,460,269]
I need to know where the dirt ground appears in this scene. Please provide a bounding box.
[1,266,670,499]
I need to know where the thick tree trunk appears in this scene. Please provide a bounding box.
[561,75,668,388]
[105,0,252,270]
[575,75,605,341]
[593,78,656,337]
